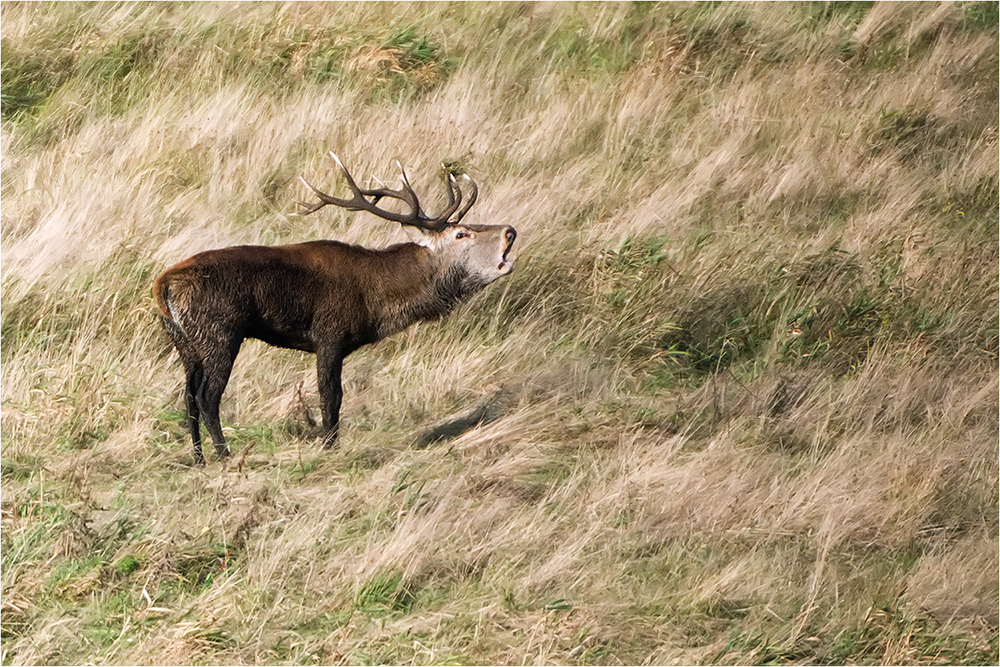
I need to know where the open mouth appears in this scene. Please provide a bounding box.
[497,227,517,273]
[498,227,517,272]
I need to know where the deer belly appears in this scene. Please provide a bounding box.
[247,323,316,353]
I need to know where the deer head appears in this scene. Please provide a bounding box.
[300,153,516,292]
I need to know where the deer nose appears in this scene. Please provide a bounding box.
[503,226,516,250]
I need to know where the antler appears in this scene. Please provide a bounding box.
[299,153,478,231]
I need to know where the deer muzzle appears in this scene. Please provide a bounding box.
[498,226,517,274]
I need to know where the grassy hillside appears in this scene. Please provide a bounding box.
[1,2,997,664]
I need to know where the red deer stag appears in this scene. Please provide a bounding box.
[154,153,516,465]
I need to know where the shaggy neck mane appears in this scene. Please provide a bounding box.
[366,243,473,338]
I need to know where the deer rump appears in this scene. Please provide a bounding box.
[154,155,516,465]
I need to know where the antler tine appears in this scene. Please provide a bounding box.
[450,173,478,223]
[298,171,369,214]
[297,176,336,216]
[394,160,423,219]
[329,152,360,193]
[430,172,461,227]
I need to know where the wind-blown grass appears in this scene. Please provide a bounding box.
[2,2,997,664]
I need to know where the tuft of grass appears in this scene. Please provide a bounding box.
[354,569,418,616]
[0,44,75,120]
[112,554,142,576]
[966,1,1000,31]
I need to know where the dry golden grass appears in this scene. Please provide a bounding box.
[2,2,998,665]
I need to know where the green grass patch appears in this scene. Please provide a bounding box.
[174,542,239,592]
[354,569,418,616]
[965,1,1000,31]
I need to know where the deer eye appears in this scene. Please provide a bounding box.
[454,230,471,240]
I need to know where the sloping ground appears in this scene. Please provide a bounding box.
[1,2,997,664]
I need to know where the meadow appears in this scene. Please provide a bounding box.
[1,2,998,664]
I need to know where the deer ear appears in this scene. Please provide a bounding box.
[402,224,435,247]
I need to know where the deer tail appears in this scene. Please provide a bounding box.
[154,275,199,362]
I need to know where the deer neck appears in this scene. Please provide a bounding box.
[368,244,472,339]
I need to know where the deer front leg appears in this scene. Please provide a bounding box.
[316,347,344,449]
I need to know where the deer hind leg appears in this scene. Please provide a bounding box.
[161,315,209,465]
[183,362,207,465]
[195,338,240,460]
